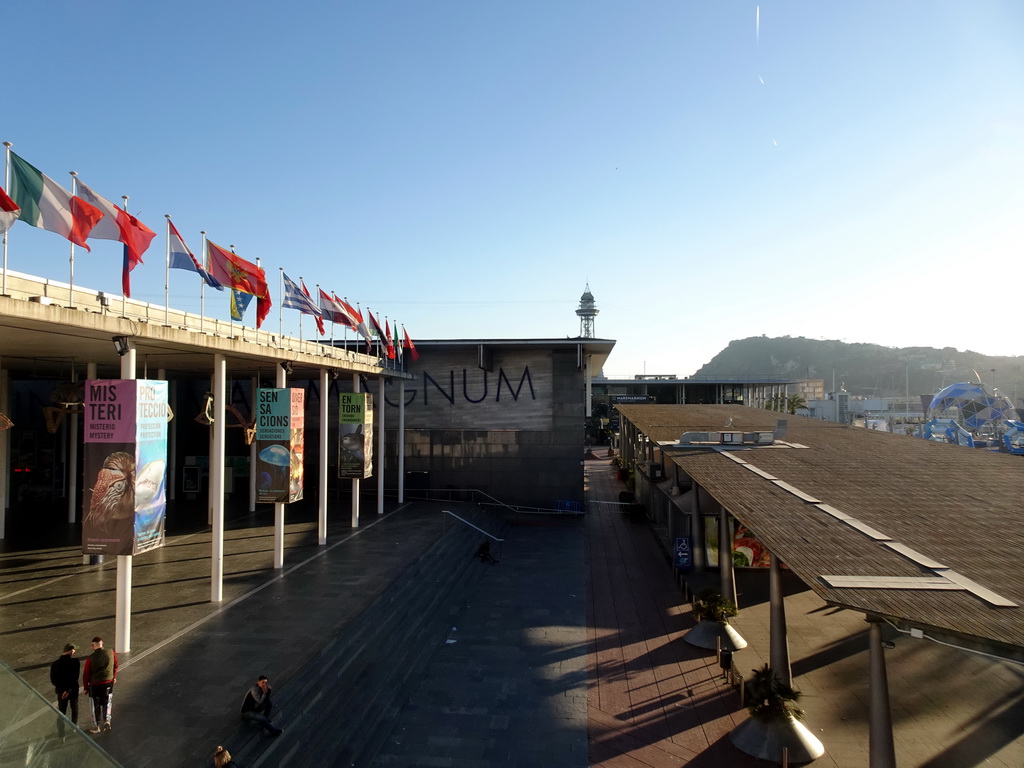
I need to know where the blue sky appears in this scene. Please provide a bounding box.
[4,1,1022,377]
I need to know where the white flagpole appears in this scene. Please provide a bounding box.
[121,196,129,318]
[164,215,171,325]
[298,276,305,343]
[200,232,207,334]
[230,245,241,340]
[278,267,284,340]
[68,172,78,309]
[2,141,10,297]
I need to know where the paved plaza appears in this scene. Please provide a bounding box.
[1,456,1022,766]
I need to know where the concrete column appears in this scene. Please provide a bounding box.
[397,381,405,504]
[585,355,592,418]
[210,354,226,602]
[0,361,7,536]
[249,377,257,512]
[868,618,897,767]
[115,346,136,653]
[377,377,385,516]
[691,484,705,571]
[351,373,360,528]
[168,373,177,502]
[67,394,78,523]
[770,551,792,686]
[274,364,286,569]
[318,368,328,545]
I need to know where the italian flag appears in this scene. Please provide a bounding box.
[0,185,19,234]
[8,152,102,249]
[74,178,157,266]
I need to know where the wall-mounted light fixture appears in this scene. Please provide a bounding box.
[112,336,132,357]
[280,361,294,374]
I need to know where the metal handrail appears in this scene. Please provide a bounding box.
[441,510,504,542]
[399,487,585,516]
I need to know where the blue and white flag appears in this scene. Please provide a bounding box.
[168,219,223,290]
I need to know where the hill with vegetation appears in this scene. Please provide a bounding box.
[692,336,1024,402]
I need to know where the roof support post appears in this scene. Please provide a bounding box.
[718,506,737,609]
[377,376,385,516]
[867,617,897,767]
[115,345,136,653]
[770,551,792,687]
[273,363,286,569]
[318,367,329,545]
[397,381,406,504]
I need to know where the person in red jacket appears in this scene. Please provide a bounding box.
[82,636,118,733]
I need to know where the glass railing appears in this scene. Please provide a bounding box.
[0,660,120,767]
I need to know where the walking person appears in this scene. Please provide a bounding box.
[240,675,283,736]
[82,636,118,734]
[50,643,80,738]
[213,745,239,767]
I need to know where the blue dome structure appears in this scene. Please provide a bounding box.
[929,382,1016,430]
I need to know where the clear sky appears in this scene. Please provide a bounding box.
[4,1,1022,377]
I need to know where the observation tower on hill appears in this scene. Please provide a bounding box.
[576,284,599,338]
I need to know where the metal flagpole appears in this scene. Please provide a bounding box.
[2,141,10,297]
[164,215,171,325]
[68,172,78,309]
[200,232,207,334]
[120,196,129,318]
[237,247,245,342]
[278,267,284,339]
[298,276,305,343]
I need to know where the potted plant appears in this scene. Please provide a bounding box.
[729,664,824,763]
[684,588,747,651]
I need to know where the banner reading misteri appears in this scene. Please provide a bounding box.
[338,392,373,479]
[255,387,305,503]
[82,380,168,556]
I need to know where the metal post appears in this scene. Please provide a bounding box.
[770,551,792,687]
[0,360,7,537]
[868,618,897,767]
[210,354,226,602]
[719,505,737,608]
[115,346,136,653]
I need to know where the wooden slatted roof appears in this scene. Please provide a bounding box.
[615,404,1024,659]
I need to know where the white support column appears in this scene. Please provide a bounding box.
[0,361,7,537]
[585,355,592,418]
[249,376,257,513]
[274,364,286,568]
[115,346,136,653]
[318,368,328,545]
[210,354,226,602]
[397,381,405,504]
[168,372,177,502]
[67,400,78,523]
[377,376,385,516]
[351,373,360,528]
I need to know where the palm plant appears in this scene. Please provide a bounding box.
[745,664,804,722]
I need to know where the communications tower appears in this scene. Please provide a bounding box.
[576,284,599,338]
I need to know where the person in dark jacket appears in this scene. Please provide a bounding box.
[82,636,118,734]
[50,643,80,737]
[240,675,283,735]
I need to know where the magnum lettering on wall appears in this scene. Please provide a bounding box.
[256,387,305,503]
[82,380,169,556]
[338,392,373,479]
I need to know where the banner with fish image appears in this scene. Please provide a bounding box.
[255,387,305,503]
[338,392,373,479]
[82,380,169,556]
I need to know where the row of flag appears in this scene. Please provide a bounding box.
[0,149,418,361]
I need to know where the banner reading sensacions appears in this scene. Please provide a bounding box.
[82,380,168,556]
[256,387,305,503]
[338,392,373,479]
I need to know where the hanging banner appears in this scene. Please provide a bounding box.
[338,392,373,479]
[82,380,169,556]
[256,387,305,503]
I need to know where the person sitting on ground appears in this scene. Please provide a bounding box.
[240,675,283,736]
[476,541,498,564]
[213,745,239,767]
